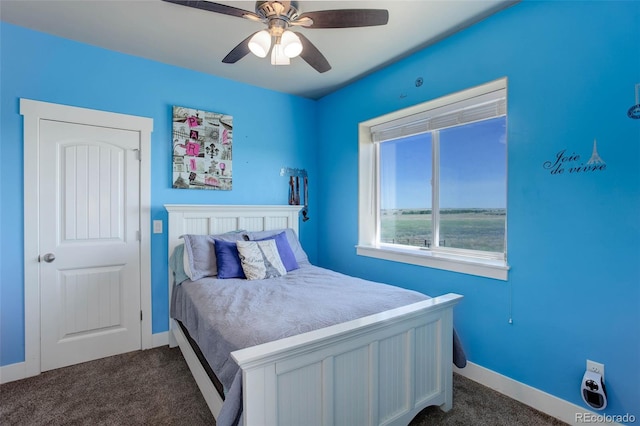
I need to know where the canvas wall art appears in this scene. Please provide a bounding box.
[172,105,233,190]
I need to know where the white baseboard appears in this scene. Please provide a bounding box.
[0,361,28,384]
[454,362,619,426]
[152,331,169,348]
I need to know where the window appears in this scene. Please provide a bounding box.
[358,78,509,280]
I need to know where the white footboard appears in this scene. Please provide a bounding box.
[232,293,462,426]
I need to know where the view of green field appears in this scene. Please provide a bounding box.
[380,208,506,252]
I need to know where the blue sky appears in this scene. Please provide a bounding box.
[380,116,506,209]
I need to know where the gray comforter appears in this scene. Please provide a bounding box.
[171,263,465,426]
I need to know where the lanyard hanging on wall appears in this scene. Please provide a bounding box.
[282,167,309,221]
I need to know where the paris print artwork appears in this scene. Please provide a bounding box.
[172,105,233,190]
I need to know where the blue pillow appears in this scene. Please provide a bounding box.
[214,239,245,279]
[253,231,299,272]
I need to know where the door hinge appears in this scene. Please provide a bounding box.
[133,149,141,161]
[140,310,143,321]
[136,230,141,241]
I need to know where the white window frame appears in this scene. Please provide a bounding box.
[357,78,510,281]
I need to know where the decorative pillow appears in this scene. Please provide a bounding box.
[214,238,246,279]
[246,228,308,264]
[253,231,299,271]
[236,239,287,280]
[169,243,190,285]
[181,231,246,280]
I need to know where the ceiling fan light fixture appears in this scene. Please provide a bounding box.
[248,30,271,58]
[281,30,302,58]
[271,44,290,65]
[163,0,389,73]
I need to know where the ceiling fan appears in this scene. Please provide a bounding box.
[162,1,389,73]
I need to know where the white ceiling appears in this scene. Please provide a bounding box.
[1,0,516,99]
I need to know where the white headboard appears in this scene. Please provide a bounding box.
[165,204,303,261]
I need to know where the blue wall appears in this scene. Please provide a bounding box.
[0,23,319,364]
[1,0,639,421]
[316,0,639,419]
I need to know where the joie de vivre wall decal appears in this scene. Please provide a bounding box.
[543,139,607,176]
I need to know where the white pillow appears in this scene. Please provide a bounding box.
[236,239,287,280]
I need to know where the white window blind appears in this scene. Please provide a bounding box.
[371,88,506,143]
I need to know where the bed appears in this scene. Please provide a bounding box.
[166,204,464,426]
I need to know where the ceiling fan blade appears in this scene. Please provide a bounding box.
[222,33,255,64]
[297,9,389,28]
[162,0,260,20]
[296,33,331,73]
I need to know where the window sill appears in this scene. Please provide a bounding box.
[356,244,509,281]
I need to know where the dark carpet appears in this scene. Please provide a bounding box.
[0,346,566,425]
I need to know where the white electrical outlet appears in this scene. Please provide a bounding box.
[153,220,163,234]
[587,359,605,380]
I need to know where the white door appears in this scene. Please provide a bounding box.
[38,119,142,371]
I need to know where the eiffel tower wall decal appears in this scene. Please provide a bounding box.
[587,139,605,166]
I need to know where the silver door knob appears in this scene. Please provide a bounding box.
[42,253,56,263]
